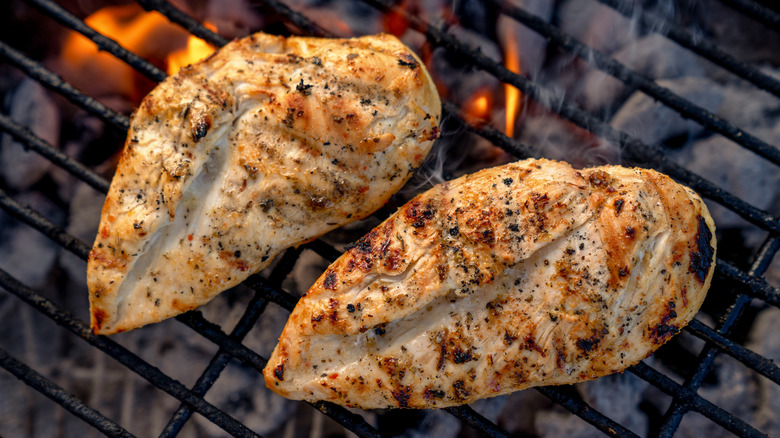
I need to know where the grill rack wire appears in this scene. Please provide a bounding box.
[0,0,778,436]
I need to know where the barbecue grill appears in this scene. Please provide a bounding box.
[1,0,779,436]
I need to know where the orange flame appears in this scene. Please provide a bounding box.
[167,22,218,75]
[62,5,176,66]
[60,5,180,103]
[503,31,522,138]
[58,5,219,106]
[463,89,493,122]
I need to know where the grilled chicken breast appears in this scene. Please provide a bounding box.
[87,32,441,335]
[264,158,716,409]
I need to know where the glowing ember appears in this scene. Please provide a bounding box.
[167,23,218,75]
[503,31,522,138]
[463,89,493,122]
[475,95,489,115]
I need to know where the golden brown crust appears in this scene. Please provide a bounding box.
[87,32,441,334]
[263,158,716,409]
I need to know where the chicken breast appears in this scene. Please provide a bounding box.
[87,32,441,335]
[264,158,716,409]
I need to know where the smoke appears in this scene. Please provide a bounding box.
[402,114,467,194]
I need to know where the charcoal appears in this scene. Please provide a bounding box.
[0,78,59,190]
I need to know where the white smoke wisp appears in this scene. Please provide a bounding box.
[402,117,467,195]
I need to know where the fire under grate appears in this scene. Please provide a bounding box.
[1,0,779,437]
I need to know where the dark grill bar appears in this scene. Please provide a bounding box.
[628,361,766,438]
[715,259,780,306]
[164,300,272,437]
[0,114,110,193]
[443,405,514,438]
[720,0,780,32]
[136,0,229,47]
[0,348,136,438]
[441,101,536,159]
[0,41,129,131]
[24,0,167,82]
[1,0,779,437]
[685,319,780,385]
[717,0,780,30]
[159,249,299,438]
[533,386,640,438]
[656,236,780,437]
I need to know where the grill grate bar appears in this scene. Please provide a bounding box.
[302,240,346,265]
[443,405,510,438]
[307,401,381,438]
[257,0,334,38]
[597,0,780,99]
[158,347,236,438]
[488,0,780,167]
[0,188,91,259]
[657,236,780,437]
[716,0,780,34]
[159,248,301,437]
[0,40,129,132]
[22,0,166,83]
[685,319,780,385]
[629,362,767,438]
[360,0,780,236]
[0,347,136,438]
[0,114,110,193]
[175,312,269,380]
[159,297,271,437]
[143,0,333,41]
[136,0,229,47]
[244,275,299,312]
[535,386,640,438]
[0,268,262,438]
[716,259,780,306]
[175,310,382,438]
[441,101,535,159]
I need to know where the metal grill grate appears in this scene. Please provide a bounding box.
[1,0,779,437]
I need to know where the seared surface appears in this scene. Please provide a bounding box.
[264,158,716,409]
[87,32,441,334]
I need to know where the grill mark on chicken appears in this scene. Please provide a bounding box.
[273,364,285,381]
[690,215,715,284]
[263,158,716,409]
[87,32,441,334]
[649,300,680,345]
